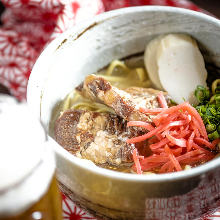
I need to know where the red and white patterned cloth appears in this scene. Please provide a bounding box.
[0,0,219,219]
[0,0,210,101]
[61,194,220,220]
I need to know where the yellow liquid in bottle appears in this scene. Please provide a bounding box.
[0,177,63,220]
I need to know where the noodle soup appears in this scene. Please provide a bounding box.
[54,39,220,174]
[27,7,220,219]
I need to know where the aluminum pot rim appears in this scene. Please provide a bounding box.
[27,6,220,183]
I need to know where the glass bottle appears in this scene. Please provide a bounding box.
[0,98,63,220]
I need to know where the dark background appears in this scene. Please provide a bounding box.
[193,0,220,17]
[0,0,219,94]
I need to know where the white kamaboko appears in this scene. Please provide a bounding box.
[144,34,207,104]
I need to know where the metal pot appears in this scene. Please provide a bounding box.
[27,6,220,220]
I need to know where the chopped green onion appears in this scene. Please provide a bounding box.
[170,99,177,105]
[194,85,210,103]
[194,83,220,141]
[215,85,220,94]
[206,124,216,133]
[217,125,220,134]
[208,131,220,140]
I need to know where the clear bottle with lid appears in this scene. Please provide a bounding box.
[0,96,63,220]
